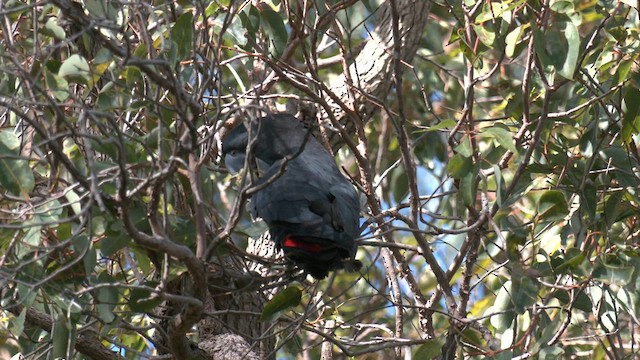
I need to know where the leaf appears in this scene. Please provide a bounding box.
[616,287,637,316]
[239,5,260,48]
[0,130,19,150]
[84,0,118,20]
[413,339,444,358]
[604,191,624,228]
[58,54,91,84]
[459,327,484,347]
[259,7,288,58]
[454,137,474,158]
[130,247,153,275]
[100,232,130,257]
[593,256,635,286]
[35,199,63,224]
[171,12,194,61]
[621,88,640,143]
[580,179,597,222]
[482,126,517,153]
[45,67,70,101]
[0,130,35,197]
[9,308,26,337]
[52,315,74,359]
[553,247,586,273]
[129,282,162,312]
[260,286,302,322]
[511,275,539,313]
[601,146,638,188]
[490,281,515,330]
[447,154,473,178]
[552,289,593,312]
[40,17,66,40]
[537,190,569,222]
[533,20,580,80]
[460,168,478,206]
[391,166,409,203]
[96,273,118,323]
[550,0,575,14]
[472,24,496,48]
[205,1,219,16]
[505,25,525,58]
[539,346,564,359]
[416,118,457,132]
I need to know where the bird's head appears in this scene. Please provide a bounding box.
[221,114,316,173]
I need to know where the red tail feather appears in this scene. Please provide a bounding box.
[284,235,323,252]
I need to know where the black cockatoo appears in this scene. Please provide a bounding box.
[222,114,361,279]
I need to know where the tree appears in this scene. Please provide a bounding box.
[1,0,640,358]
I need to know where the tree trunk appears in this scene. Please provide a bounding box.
[322,0,432,148]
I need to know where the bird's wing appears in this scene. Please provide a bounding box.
[251,159,359,253]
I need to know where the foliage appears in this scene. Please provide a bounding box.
[1,0,640,358]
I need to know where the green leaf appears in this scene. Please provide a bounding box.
[621,88,640,143]
[604,191,624,228]
[204,1,219,17]
[593,256,635,286]
[129,282,163,312]
[45,67,70,101]
[413,339,444,358]
[171,12,193,61]
[447,154,473,178]
[481,126,517,153]
[550,0,575,14]
[96,273,118,323]
[460,167,478,206]
[260,286,302,322]
[552,289,593,312]
[0,130,19,150]
[52,315,74,359]
[505,25,525,58]
[539,346,564,359]
[533,20,580,80]
[131,247,153,275]
[472,24,496,48]
[553,247,586,273]
[511,275,539,313]
[0,131,35,197]
[100,232,129,257]
[58,54,91,84]
[84,0,118,20]
[454,137,474,158]
[537,190,569,222]
[259,7,288,58]
[239,5,260,48]
[533,311,561,350]
[392,169,409,203]
[35,199,63,224]
[417,118,457,132]
[9,308,26,337]
[490,281,515,330]
[40,17,66,40]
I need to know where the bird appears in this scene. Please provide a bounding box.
[222,114,361,279]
